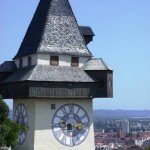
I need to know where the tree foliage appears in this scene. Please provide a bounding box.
[146,146,150,150]
[0,95,27,149]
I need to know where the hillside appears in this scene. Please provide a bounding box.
[94,109,150,118]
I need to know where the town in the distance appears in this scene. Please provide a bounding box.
[94,109,150,150]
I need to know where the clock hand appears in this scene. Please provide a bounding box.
[72,123,84,130]
[59,120,67,127]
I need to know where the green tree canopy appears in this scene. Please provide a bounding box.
[0,96,27,149]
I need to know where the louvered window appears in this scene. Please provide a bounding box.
[50,56,59,66]
[71,57,79,66]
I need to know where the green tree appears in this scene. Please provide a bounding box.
[146,146,150,150]
[0,95,27,149]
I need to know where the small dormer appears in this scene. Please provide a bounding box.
[79,26,95,45]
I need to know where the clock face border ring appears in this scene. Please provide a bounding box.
[51,103,90,147]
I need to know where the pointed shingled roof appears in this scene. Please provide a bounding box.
[13,0,92,59]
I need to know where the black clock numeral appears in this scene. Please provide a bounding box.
[69,137,73,146]
[55,129,63,138]
[76,135,81,142]
[61,107,68,115]
[21,132,25,139]
[55,115,63,119]
[61,135,67,144]
[19,105,22,112]
[19,133,25,144]
[68,105,74,113]
[76,107,80,115]
[80,129,86,136]
[80,114,87,120]
[19,136,22,143]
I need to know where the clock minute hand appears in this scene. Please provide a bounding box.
[73,123,84,130]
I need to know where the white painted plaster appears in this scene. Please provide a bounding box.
[14,99,95,150]
[37,54,50,65]
[23,57,28,67]
[59,55,71,66]
[32,54,37,66]
[79,57,90,67]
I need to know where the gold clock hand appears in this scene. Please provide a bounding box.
[59,120,67,127]
[73,123,84,130]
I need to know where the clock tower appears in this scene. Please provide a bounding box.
[0,0,113,150]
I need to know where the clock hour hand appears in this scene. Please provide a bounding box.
[59,120,67,127]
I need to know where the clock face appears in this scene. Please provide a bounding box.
[14,103,28,145]
[52,103,90,147]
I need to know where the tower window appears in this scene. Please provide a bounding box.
[19,58,23,68]
[50,56,59,66]
[51,104,56,110]
[28,56,31,66]
[71,57,79,66]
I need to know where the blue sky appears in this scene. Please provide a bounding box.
[0,0,150,110]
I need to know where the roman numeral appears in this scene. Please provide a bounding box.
[61,107,67,115]
[55,129,63,139]
[61,135,67,144]
[76,107,80,115]
[68,105,74,113]
[80,114,87,120]
[20,105,23,113]
[69,137,73,146]
[80,129,86,136]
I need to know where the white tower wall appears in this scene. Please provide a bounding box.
[14,99,95,150]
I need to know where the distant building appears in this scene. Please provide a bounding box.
[121,119,130,133]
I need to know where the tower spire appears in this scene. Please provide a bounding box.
[14,0,92,59]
